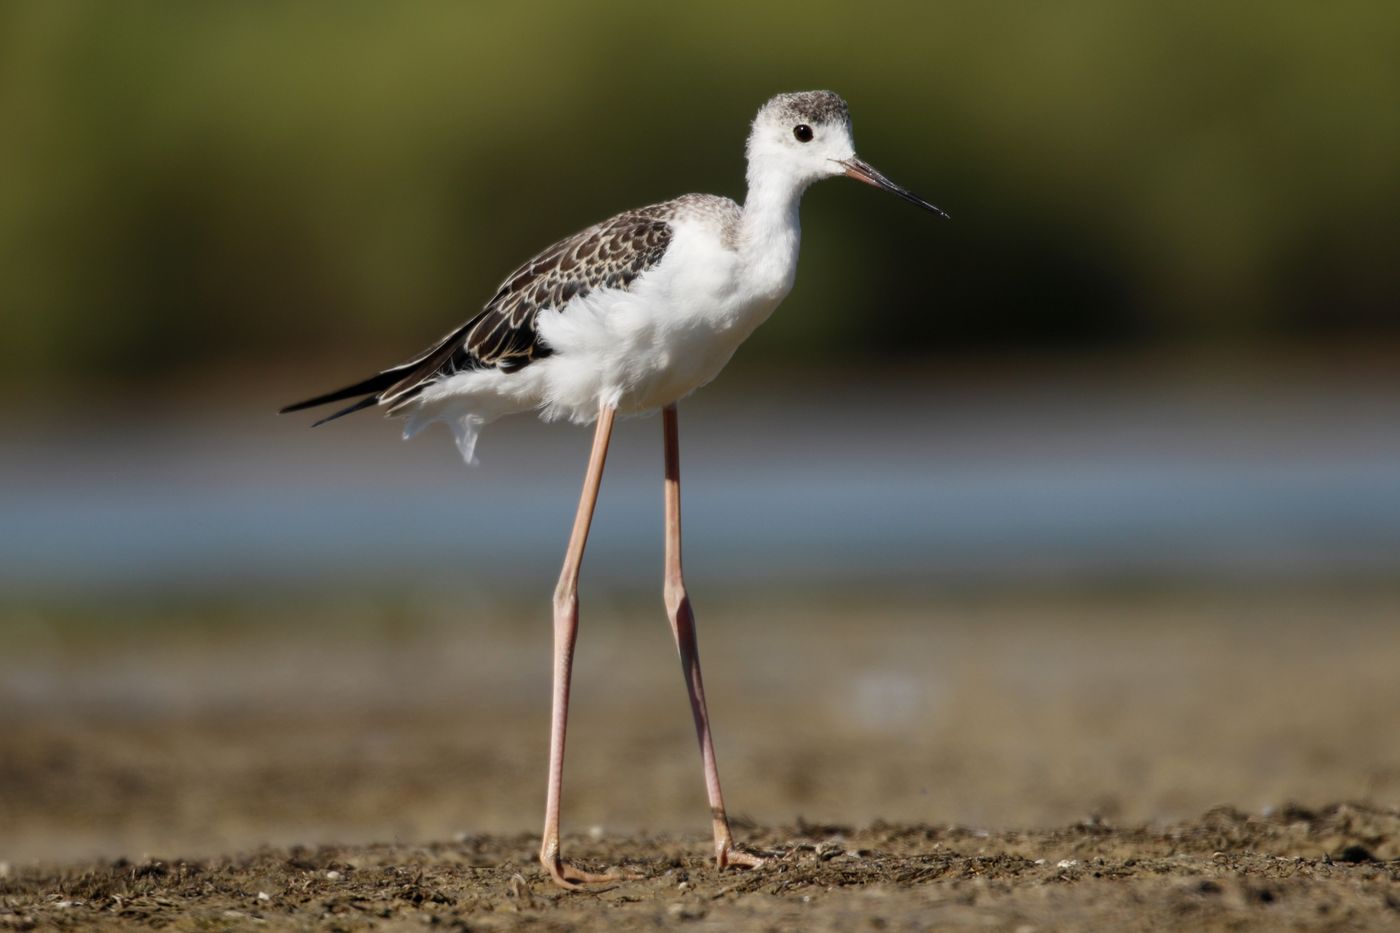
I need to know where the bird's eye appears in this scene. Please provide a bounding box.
[793,124,813,143]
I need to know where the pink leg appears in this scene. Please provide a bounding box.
[539,404,630,888]
[662,404,763,870]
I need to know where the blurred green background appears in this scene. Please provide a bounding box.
[4,0,1398,397]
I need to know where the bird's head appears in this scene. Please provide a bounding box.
[746,90,947,217]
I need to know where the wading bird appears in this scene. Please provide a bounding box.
[282,90,946,888]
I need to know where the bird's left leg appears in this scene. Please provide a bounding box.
[661,403,764,871]
[539,403,633,888]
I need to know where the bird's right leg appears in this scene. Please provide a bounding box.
[540,403,624,889]
[661,404,764,872]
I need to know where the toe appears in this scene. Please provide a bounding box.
[718,846,766,870]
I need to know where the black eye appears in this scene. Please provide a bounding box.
[793,124,813,142]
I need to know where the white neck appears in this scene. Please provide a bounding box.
[737,160,808,302]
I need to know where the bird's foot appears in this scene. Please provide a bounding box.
[716,841,766,871]
[540,850,641,890]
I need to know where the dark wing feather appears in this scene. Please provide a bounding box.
[280,203,676,423]
[453,210,671,373]
[382,207,673,408]
[279,369,406,415]
[277,318,473,420]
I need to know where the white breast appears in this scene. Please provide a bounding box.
[532,217,785,419]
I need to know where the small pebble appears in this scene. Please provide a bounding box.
[325,870,342,881]
[1056,859,1077,869]
[257,892,271,902]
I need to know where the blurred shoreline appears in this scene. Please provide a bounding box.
[4,354,1397,606]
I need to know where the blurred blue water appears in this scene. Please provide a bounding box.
[4,374,1398,597]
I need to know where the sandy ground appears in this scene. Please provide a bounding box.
[2,587,1399,929]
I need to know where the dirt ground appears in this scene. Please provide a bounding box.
[3,804,1399,931]
[2,587,1399,929]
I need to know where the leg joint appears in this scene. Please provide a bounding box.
[553,581,578,615]
[663,579,690,618]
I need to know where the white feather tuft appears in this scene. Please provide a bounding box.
[401,411,486,467]
[447,416,484,466]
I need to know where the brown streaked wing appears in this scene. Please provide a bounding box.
[463,211,673,365]
[381,206,675,407]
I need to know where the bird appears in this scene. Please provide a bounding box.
[282,90,946,888]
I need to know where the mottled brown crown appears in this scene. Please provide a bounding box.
[761,90,851,128]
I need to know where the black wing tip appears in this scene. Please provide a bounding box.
[307,393,381,427]
[278,399,318,415]
[277,364,421,418]
[279,381,387,424]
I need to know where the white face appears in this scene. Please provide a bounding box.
[746,105,856,189]
[746,91,948,216]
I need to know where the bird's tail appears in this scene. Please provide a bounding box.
[281,364,490,465]
[280,320,479,427]
[279,366,412,427]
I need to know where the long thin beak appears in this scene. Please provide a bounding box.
[839,157,949,218]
